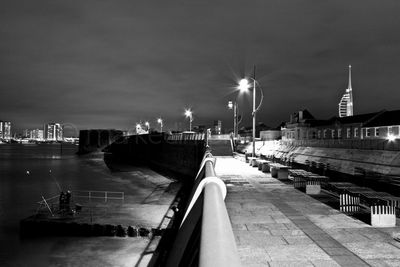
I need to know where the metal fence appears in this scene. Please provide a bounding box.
[282,138,400,151]
[167,133,205,141]
[165,151,241,267]
[36,190,125,214]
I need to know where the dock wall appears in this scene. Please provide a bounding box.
[239,140,400,178]
[106,134,205,178]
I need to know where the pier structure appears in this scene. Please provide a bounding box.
[102,133,400,266]
[211,156,400,266]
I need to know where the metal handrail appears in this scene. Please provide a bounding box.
[166,151,241,267]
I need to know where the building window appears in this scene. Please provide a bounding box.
[346,128,351,138]
[388,126,393,135]
[323,129,327,138]
[366,128,371,137]
[338,129,342,138]
[354,128,359,138]
[375,128,379,137]
[317,130,321,139]
[331,129,335,139]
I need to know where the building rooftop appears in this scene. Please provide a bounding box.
[363,109,400,127]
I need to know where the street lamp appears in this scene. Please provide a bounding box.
[136,123,141,134]
[184,109,193,132]
[237,74,263,157]
[157,118,163,132]
[228,100,238,138]
[145,121,150,133]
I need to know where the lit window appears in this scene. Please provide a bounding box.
[317,130,321,139]
[323,130,327,138]
[331,129,335,138]
[366,128,371,137]
[338,129,342,138]
[375,128,379,137]
[354,128,359,137]
[346,128,351,138]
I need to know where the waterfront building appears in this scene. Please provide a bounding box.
[282,108,400,142]
[338,65,354,118]
[0,121,3,138]
[45,123,63,141]
[281,110,318,140]
[31,129,44,140]
[0,121,11,139]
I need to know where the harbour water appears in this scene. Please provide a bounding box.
[0,143,178,266]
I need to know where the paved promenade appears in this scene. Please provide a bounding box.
[214,157,400,267]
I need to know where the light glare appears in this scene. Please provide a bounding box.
[238,78,250,92]
[185,109,192,118]
[387,134,396,142]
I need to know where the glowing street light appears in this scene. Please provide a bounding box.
[184,109,193,131]
[237,68,263,157]
[238,78,250,92]
[157,118,163,132]
[145,121,150,132]
[136,123,141,134]
[387,134,396,142]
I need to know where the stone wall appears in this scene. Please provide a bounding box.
[239,140,400,178]
[106,133,205,178]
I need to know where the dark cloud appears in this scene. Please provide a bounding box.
[1,0,400,133]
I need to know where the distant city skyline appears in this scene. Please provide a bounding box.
[1,1,400,133]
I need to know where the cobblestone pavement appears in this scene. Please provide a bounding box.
[214,157,400,267]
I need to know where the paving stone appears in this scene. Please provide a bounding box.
[344,242,400,260]
[365,259,393,267]
[266,244,331,261]
[270,229,304,236]
[311,259,341,267]
[331,255,369,266]
[268,260,314,267]
[323,247,355,256]
[237,247,271,265]
[283,236,314,245]
[235,231,287,247]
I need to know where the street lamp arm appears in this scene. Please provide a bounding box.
[248,78,264,115]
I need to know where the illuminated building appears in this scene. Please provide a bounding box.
[0,121,11,139]
[338,65,354,118]
[45,123,63,141]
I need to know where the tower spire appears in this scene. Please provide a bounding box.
[348,65,352,90]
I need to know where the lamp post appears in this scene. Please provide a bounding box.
[145,121,150,133]
[184,109,193,131]
[228,101,238,138]
[238,71,263,157]
[136,123,141,134]
[157,118,163,133]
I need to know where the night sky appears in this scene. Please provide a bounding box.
[1,0,400,135]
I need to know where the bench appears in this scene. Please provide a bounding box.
[289,169,328,194]
[257,159,272,172]
[329,183,397,227]
[248,157,259,167]
[269,163,291,180]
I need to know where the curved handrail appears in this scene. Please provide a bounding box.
[165,151,241,267]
